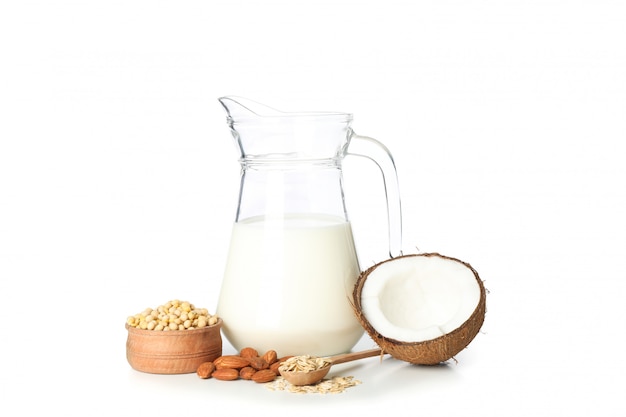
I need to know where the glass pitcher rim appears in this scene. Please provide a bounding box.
[219,96,353,124]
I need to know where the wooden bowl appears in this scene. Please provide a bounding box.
[126,319,223,374]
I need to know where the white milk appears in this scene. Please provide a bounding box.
[216,214,364,357]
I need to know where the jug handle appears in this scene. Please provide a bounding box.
[346,134,403,258]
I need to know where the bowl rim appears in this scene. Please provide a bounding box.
[125,317,222,336]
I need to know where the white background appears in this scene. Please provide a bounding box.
[1,0,625,415]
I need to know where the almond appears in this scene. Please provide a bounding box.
[269,361,282,375]
[248,356,269,370]
[251,369,277,383]
[262,350,278,365]
[196,362,215,379]
[240,347,259,358]
[239,366,257,380]
[212,368,239,381]
[270,356,293,375]
[214,355,250,370]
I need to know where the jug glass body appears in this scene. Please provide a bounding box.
[215,97,402,357]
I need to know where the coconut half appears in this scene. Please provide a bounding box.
[353,253,486,365]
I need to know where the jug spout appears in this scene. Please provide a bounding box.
[218,96,285,123]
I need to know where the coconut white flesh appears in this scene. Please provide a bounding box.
[360,255,481,342]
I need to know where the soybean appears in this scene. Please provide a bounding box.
[126,299,219,331]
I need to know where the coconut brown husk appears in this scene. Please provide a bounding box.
[352,253,487,365]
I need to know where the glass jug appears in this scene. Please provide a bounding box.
[215,96,402,357]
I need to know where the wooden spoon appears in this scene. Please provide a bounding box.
[278,348,384,386]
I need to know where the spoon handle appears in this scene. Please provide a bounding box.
[329,348,383,365]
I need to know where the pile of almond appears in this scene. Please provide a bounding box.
[196,347,293,383]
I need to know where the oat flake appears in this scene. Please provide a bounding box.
[265,376,362,394]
